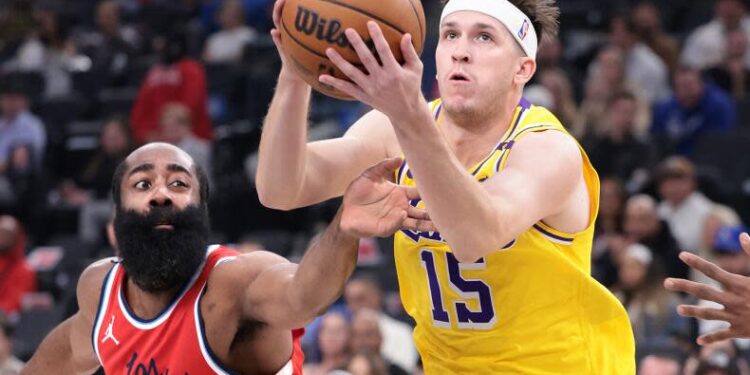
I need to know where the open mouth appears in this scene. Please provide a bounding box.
[449,72,470,82]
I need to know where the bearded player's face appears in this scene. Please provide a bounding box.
[113,145,209,294]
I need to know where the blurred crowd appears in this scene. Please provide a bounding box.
[0,0,749,374]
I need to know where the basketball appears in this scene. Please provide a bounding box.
[279,0,426,100]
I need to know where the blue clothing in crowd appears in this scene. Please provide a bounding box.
[0,111,46,170]
[651,83,735,156]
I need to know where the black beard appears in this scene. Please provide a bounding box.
[114,205,210,294]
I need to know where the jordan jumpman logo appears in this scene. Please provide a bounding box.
[102,315,120,346]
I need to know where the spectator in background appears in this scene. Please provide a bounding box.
[682,340,750,375]
[624,195,687,280]
[304,312,352,375]
[597,177,627,236]
[592,177,627,288]
[200,0,272,34]
[203,0,257,64]
[0,144,42,224]
[638,353,681,375]
[130,31,212,144]
[536,68,579,136]
[578,47,651,139]
[59,116,133,208]
[0,75,45,173]
[631,2,680,74]
[159,102,212,181]
[711,225,750,277]
[535,35,582,98]
[652,67,735,157]
[57,117,133,245]
[609,14,670,103]
[682,0,750,71]
[350,309,408,375]
[583,91,655,187]
[346,351,389,375]
[7,6,84,99]
[344,277,417,374]
[614,243,691,360]
[0,313,23,375]
[656,156,718,257]
[75,0,140,87]
[0,0,36,60]
[706,29,750,100]
[0,215,36,319]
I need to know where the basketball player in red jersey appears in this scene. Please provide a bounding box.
[21,143,432,375]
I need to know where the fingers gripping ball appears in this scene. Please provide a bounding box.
[280,0,426,100]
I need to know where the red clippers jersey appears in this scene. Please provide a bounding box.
[91,245,305,374]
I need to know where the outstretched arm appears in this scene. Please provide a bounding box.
[22,261,112,374]
[243,158,433,329]
[665,233,750,345]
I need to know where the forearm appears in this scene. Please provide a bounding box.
[286,208,358,320]
[256,69,313,209]
[22,318,97,375]
[392,110,507,262]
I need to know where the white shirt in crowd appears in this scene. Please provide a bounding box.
[204,26,257,64]
[681,16,750,70]
[378,313,418,373]
[624,43,670,103]
[658,191,713,254]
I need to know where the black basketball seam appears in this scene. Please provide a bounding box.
[405,0,424,51]
[281,15,366,69]
[316,0,406,34]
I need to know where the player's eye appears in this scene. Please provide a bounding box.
[134,180,151,190]
[477,33,493,42]
[444,31,458,40]
[170,180,189,188]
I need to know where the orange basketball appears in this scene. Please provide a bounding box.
[280,0,426,100]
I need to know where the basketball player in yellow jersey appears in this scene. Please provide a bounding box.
[258,0,635,373]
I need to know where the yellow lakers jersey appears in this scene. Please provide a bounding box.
[393,98,635,374]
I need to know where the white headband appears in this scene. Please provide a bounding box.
[440,0,538,60]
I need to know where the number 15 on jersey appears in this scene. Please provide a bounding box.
[420,249,497,330]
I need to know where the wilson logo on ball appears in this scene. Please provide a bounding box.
[294,5,349,47]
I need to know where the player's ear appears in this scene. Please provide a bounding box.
[514,57,536,86]
[107,218,119,256]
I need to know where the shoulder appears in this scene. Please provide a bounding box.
[521,105,563,127]
[18,112,44,129]
[686,21,722,42]
[77,258,118,321]
[509,130,581,166]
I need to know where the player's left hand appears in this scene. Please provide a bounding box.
[319,21,425,121]
[664,233,750,345]
[341,157,435,238]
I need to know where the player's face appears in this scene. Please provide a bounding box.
[618,256,647,290]
[114,145,209,293]
[351,319,381,353]
[318,313,351,357]
[436,12,523,118]
[119,146,199,214]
